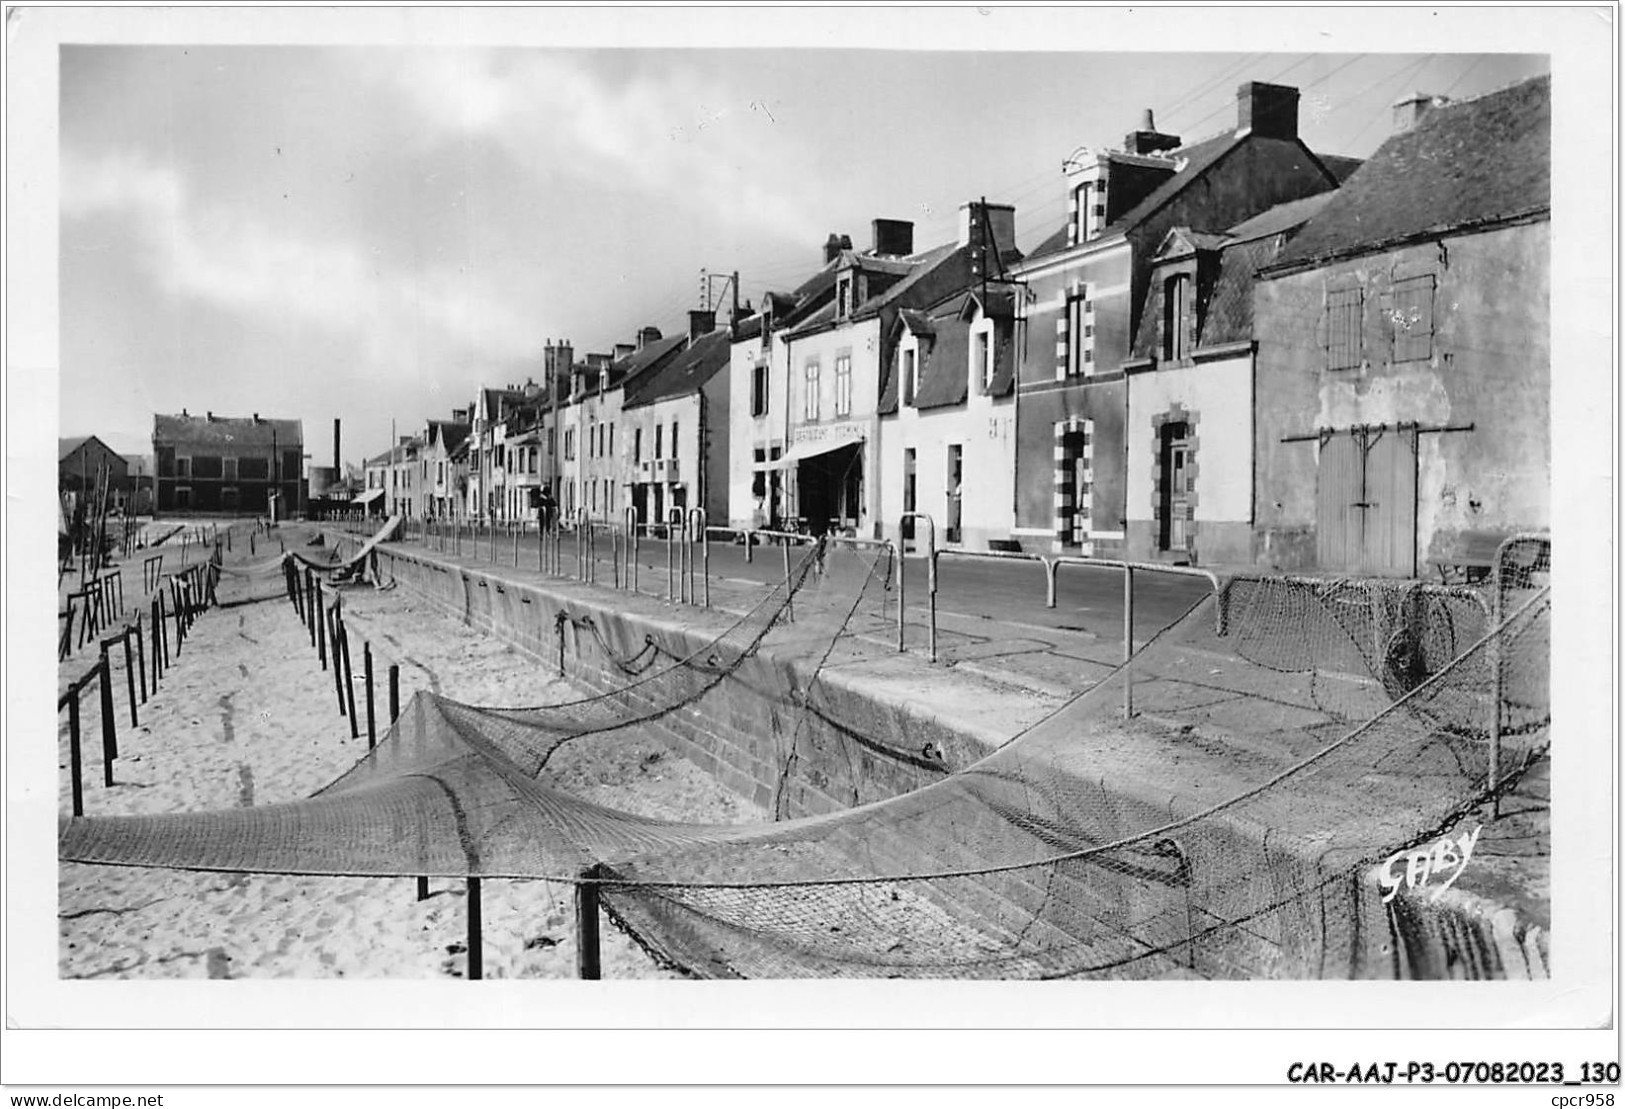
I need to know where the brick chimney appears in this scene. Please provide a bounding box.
[822,232,852,265]
[1392,91,1450,133]
[871,219,914,257]
[688,309,716,342]
[1238,81,1299,140]
[637,326,662,350]
[958,200,1016,253]
[1123,108,1182,155]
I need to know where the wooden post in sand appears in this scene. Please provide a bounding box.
[316,581,328,672]
[121,631,138,727]
[364,643,376,750]
[65,691,84,817]
[134,618,147,704]
[339,621,359,739]
[466,877,483,979]
[575,866,603,980]
[96,655,117,786]
[388,663,400,722]
[326,604,344,713]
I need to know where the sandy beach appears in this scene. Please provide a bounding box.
[59,530,763,980]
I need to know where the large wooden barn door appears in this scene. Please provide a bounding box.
[1316,426,1419,577]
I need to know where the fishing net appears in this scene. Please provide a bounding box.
[59,531,1549,979]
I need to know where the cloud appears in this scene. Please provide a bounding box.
[61,148,540,377]
[379,50,823,246]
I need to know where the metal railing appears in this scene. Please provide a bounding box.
[1487,532,1551,820]
[897,512,938,661]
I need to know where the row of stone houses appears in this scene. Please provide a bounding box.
[368,75,1549,577]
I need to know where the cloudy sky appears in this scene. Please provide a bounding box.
[44,10,1555,465]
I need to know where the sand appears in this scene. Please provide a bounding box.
[58,530,764,980]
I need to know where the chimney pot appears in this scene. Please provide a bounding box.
[1141,108,1157,131]
[871,218,915,257]
[1392,91,1449,134]
[688,308,716,342]
[1237,81,1299,140]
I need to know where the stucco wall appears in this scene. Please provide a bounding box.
[784,318,883,530]
[1125,354,1253,563]
[1253,221,1550,572]
[1013,244,1134,547]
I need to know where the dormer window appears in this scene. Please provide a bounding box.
[598,369,609,393]
[836,274,853,320]
[971,320,994,395]
[1162,273,1191,361]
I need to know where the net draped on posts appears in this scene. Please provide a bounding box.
[60,532,1550,980]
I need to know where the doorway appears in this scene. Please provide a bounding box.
[1316,425,1418,576]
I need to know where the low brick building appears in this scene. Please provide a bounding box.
[152,411,304,517]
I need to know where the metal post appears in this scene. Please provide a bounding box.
[687,508,709,608]
[783,538,794,623]
[465,876,483,978]
[97,656,117,786]
[666,514,676,600]
[1488,553,1505,821]
[364,642,377,750]
[122,632,138,727]
[576,867,602,980]
[389,663,400,723]
[67,694,84,817]
[624,507,637,592]
[1123,565,1135,720]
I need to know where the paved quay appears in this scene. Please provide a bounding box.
[321,521,1551,979]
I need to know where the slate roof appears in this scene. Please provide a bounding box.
[1106,131,1240,232]
[480,387,527,421]
[58,436,91,460]
[898,308,935,337]
[426,420,471,453]
[1132,192,1330,358]
[153,413,303,448]
[1273,74,1549,268]
[623,329,732,408]
[885,289,1017,413]
[1222,190,1337,243]
[1319,154,1364,183]
[1022,131,1350,266]
[605,332,688,393]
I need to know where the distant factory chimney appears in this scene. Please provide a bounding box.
[333,418,341,472]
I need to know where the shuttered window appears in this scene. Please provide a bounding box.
[1391,275,1435,363]
[1326,288,1363,370]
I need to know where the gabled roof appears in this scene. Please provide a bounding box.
[605,331,688,393]
[960,286,1016,322]
[1132,191,1328,358]
[899,308,935,337]
[58,436,93,461]
[153,413,302,448]
[1152,227,1230,262]
[1222,190,1337,243]
[426,420,471,453]
[1272,74,1550,269]
[623,329,732,408]
[1021,130,1347,267]
[1319,154,1364,184]
[1106,131,1240,232]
